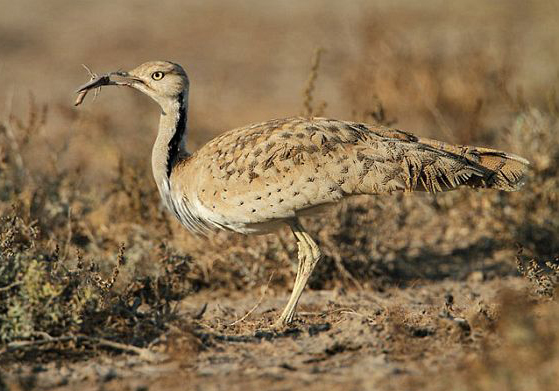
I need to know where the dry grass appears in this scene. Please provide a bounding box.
[413,291,559,391]
[0,0,559,390]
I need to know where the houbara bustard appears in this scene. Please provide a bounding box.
[75,61,529,327]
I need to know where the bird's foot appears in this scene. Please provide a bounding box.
[271,311,295,330]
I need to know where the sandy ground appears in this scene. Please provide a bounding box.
[3,277,529,390]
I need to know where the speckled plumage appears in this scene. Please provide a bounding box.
[172,116,528,235]
[77,61,530,327]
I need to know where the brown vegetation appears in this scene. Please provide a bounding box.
[0,0,558,390]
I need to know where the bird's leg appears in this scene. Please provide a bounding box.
[274,218,322,327]
[292,240,306,287]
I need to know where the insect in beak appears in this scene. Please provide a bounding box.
[74,65,133,106]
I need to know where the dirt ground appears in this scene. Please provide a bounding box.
[1,277,536,391]
[1,1,558,390]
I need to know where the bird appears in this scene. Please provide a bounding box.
[75,60,529,327]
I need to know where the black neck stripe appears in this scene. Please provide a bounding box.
[166,92,187,177]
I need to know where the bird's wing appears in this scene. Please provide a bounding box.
[176,117,528,229]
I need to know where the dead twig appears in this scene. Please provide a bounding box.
[194,303,208,319]
[412,73,456,143]
[0,334,168,363]
[61,206,72,261]
[2,91,26,176]
[228,272,275,326]
[301,48,327,117]
[0,281,22,292]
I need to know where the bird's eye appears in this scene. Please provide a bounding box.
[151,71,164,81]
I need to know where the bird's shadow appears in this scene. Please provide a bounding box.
[312,236,514,290]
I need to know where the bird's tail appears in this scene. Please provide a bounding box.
[416,137,530,191]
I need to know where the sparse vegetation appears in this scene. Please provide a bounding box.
[516,245,559,298]
[0,1,558,390]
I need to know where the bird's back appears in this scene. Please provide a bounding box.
[171,117,529,234]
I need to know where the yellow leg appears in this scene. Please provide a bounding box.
[274,218,322,327]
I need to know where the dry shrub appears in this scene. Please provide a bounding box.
[310,11,559,287]
[439,291,559,391]
[343,10,522,144]
[0,213,87,343]
[0,105,200,361]
[398,289,559,391]
[505,109,559,256]
[516,246,559,298]
[0,208,198,360]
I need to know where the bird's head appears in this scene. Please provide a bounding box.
[113,61,189,107]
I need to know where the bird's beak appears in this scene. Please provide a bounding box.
[75,71,140,93]
[111,71,146,88]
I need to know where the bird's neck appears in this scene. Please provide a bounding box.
[152,91,190,203]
